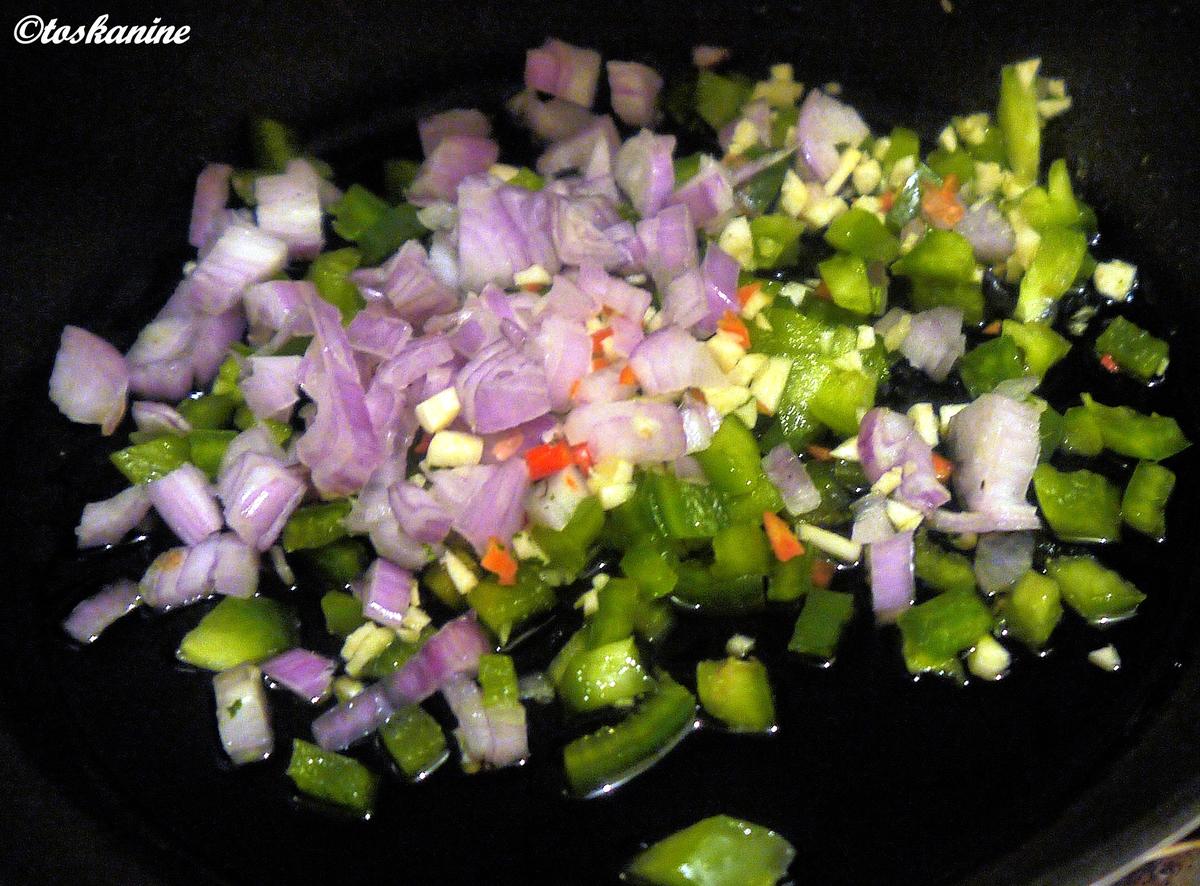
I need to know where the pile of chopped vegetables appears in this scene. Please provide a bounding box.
[49,37,1190,884]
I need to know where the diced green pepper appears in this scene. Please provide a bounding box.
[817,253,881,316]
[788,588,854,660]
[1045,556,1145,623]
[767,545,817,602]
[633,595,676,645]
[383,158,421,202]
[478,653,520,707]
[1122,461,1175,539]
[880,126,920,172]
[320,590,366,637]
[1017,159,1095,232]
[562,678,696,797]
[997,62,1040,182]
[1038,403,1065,461]
[530,496,604,580]
[711,523,772,580]
[896,590,992,676]
[996,570,1062,649]
[913,531,976,595]
[286,739,378,815]
[177,597,297,671]
[111,435,190,484]
[366,629,433,679]
[825,208,901,263]
[250,118,302,173]
[1081,394,1191,461]
[797,461,853,528]
[379,706,448,782]
[694,417,784,523]
[1094,316,1169,381]
[622,541,680,599]
[892,229,976,283]
[1014,226,1087,322]
[694,71,753,130]
[966,124,1007,164]
[358,204,427,266]
[507,167,545,191]
[306,248,365,324]
[750,214,804,269]
[467,568,556,644]
[1033,463,1122,543]
[626,814,795,886]
[210,354,245,402]
[330,184,390,242]
[282,501,352,552]
[908,280,985,326]
[811,368,876,436]
[558,636,654,713]
[739,154,791,216]
[1002,321,1071,378]
[958,336,1029,398]
[588,578,641,648]
[303,538,371,586]
[696,657,775,732]
[1061,406,1103,456]
[186,429,239,479]
[672,562,765,613]
[673,153,703,186]
[176,393,237,430]
[644,472,729,541]
[926,148,976,184]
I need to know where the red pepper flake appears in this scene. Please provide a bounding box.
[931,452,955,483]
[982,320,1002,335]
[570,442,593,474]
[879,191,896,212]
[1099,353,1120,374]
[806,444,834,461]
[811,559,836,589]
[812,280,832,302]
[525,441,573,480]
[736,281,762,308]
[763,511,805,562]
[491,431,524,462]
[619,364,638,386]
[569,378,582,400]
[590,327,613,356]
[481,538,518,586]
[717,310,751,349]
[591,357,610,372]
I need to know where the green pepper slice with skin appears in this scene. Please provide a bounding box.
[1032,463,1123,543]
[788,588,855,661]
[695,657,776,732]
[379,706,448,782]
[1121,461,1175,540]
[177,597,298,671]
[625,814,796,886]
[995,570,1062,649]
[1045,556,1146,623]
[1081,394,1191,461]
[286,739,379,815]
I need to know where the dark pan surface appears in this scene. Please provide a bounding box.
[2,2,1200,884]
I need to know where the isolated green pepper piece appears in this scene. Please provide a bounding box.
[696,657,776,732]
[825,208,900,262]
[996,570,1062,649]
[286,739,378,814]
[1094,316,1169,381]
[558,636,654,713]
[1002,321,1071,378]
[788,588,854,660]
[958,336,1029,397]
[1014,226,1087,322]
[111,435,191,484]
[380,706,448,781]
[1033,463,1122,543]
[626,814,796,886]
[1122,461,1175,539]
[1046,556,1145,623]
[177,597,297,671]
[282,500,352,552]
[897,590,991,676]
[997,62,1040,182]
[1081,394,1191,461]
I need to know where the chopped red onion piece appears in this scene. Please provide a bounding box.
[149,463,222,545]
[720,100,772,154]
[530,313,590,411]
[219,426,288,476]
[456,175,560,291]
[126,316,192,366]
[140,547,193,610]
[76,485,152,548]
[49,326,129,435]
[564,400,687,464]
[926,506,1041,534]
[637,204,699,291]
[188,163,233,249]
[240,355,302,422]
[254,159,324,260]
[666,156,734,232]
[763,444,822,516]
[615,129,676,218]
[947,393,1040,516]
[796,89,869,182]
[384,614,492,706]
[868,531,915,621]
[360,558,415,629]
[700,244,740,335]
[975,531,1034,595]
[410,135,500,206]
[525,466,589,530]
[455,339,551,434]
[131,401,192,436]
[858,407,950,511]
[213,664,273,765]
[128,359,193,402]
[389,481,453,544]
[443,674,492,762]
[347,308,413,360]
[630,325,725,396]
[187,223,288,315]
[661,267,709,331]
[607,61,663,127]
[244,280,317,341]
[550,193,626,268]
[311,683,395,752]
[218,452,306,551]
[418,108,492,157]
[190,308,247,387]
[680,392,721,454]
[509,91,597,142]
[900,307,966,383]
[262,648,336,704]
[537,116,620,178]
[574,363,635,405]
[851,494,895,544]
[575,264,648,319]
[692,45,730,69]
[524,38,602,108]
[63,579,141,644]
[955,200,1015,264]
[452,459,532,554]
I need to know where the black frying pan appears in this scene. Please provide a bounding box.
[3,1,1200,883]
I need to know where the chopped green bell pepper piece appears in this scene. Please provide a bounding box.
[562,677,696,797]
[1033,463,1122,543]
[303,538,371,586]
[1081,394,1191,461]
[997,62,1040,182]
[622,541,680,599]
[186,429,239,479]
[909,280,985,326]
[672,562,765,613]
[282,500,352,552]
[467,568,556,644]
[1045,556,1145,623]
[926,148,976,184]
[896,590,992,676]
[644,472,729,541]
[478,653,520,707]
[1061,406,1103,456]
[914,530,976,595]
[111,435,190,484]
[739,153,791,215]
[177,597,297,671]
[996,570,1062,649]
[694,417,784,523]
[788,588,854,660]
[673,153,703,186]
[1094,316,1169,381]
[696,657,775,732]
[358,203,426,266]
[825,208,901,263]
[711,523,772,580]
[1016,159,1095,232]
[880,126,920,172]
[750,214,805,269]
[306,248,365,324]
[329,184,389,242]
[1038,403,1065,460]
[588,578,641,647]
[626,814,795,886]
[1014,226,1087,322]
[530,496,604,579]
[1122,461,1175,539]
[694,71,753,130]
[250,118,302,173]
[1002,321,1071,378]
[320,590,366,637]
[379,705,448,782]
[797,461,854,528]
[508,166,545,191]
[286,739,378,815]
[558,636,654,713]
[383,158,421,202]
[958,336,1030,397]
[767,545,817,602]
[633,595,676,645]
[818,253,882,315]
[210,354,245,402]
[966,124,1007,164]
[176,393,237,430]
[811,367,877,436]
